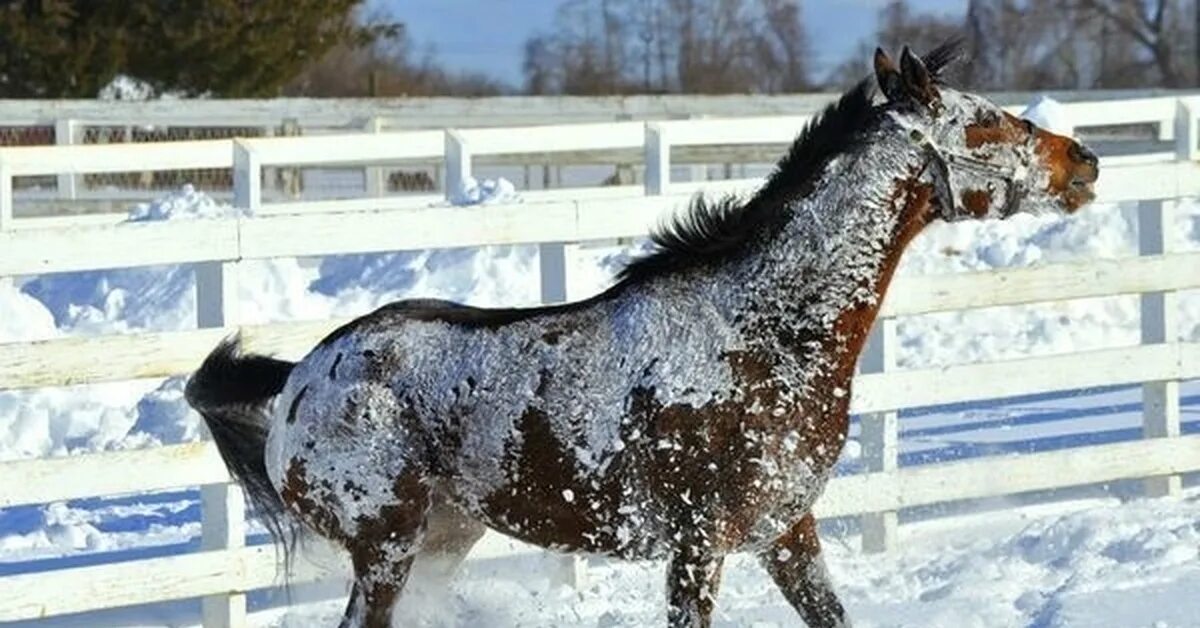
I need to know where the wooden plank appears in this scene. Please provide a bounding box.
[1058,97,1179,127]
[817,435,1200,519]
[850,343,1194,414]
[0,219,238,276]
[663,115,812,146]
[457,121,643,155]
[0,319,346,390]
[0,328,228,389]
[0,91,1175,129]
[644,123,670,196]
[1094,160,1200,202]
[237,201,654,260]
[244,130,443,166]
[881,253,1200,317]
[0,139,232,176]
[258,194,443,216]
[0,545,329,621]
[0,442,228,508]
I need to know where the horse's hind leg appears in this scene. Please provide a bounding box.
[759,513,849,628]
[335,471,432,628]
[665,544,725,628]
[412,494,486,582]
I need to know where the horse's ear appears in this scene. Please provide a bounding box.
[874,47,904,102]
[899,46,939,108]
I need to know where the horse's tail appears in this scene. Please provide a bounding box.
[185,336,297,550]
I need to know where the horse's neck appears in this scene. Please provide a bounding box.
[722,133,931,379]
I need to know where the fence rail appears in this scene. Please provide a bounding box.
[1,94,1199,626]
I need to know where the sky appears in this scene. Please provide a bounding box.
[382,0,968,88]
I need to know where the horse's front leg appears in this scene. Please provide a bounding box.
[759,513,850,628]
[665,544,725,628]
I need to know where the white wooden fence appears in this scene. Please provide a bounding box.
[0,95,1199,626]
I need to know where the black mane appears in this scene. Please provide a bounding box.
[617,40,963,283]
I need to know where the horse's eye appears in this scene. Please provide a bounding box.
[1022,119,1036,134]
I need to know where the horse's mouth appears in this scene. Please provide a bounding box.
[1062,169,1098,213]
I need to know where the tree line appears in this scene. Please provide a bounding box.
[0,0,1195,98]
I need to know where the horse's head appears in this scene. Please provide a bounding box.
[874,45,1098,221]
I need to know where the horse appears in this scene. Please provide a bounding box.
[185,43,1099,628]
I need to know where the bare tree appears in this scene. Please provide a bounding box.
[834,0,1196,90]
[522,0,812,95]
[1076,0,1194,86]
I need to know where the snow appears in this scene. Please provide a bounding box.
[256,491,1200,628]
[0,116,1197,625]
[1020,96,1072,135]
[451,176,520,206]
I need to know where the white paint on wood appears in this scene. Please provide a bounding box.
[457,121,642,155]
[245,129,443,167]
[0,218,239,277]
[1139,199,1182,499]
[0,139,233,176]
[817,435,1200,519]
[859,319,898,552]
[883,253,1200,317]
[0,546,299,621]
[232,139,261,215]
[201,483,248,627]
[258,193,443,216]
[538,242,570,304]
[662,115,811,146]
[645,123,669,196]
[1175,99,1199,161]
[851,343,1196,415]
[444,130,471,200]
[53,118,81,199]
[0,319,349,391]
[0,159,11,231]
[0,442,228,508]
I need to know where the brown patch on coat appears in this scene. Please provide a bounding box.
[961,189,992,217]
[280,457,343,541]
[830,179,935,377]
[964,111,1027,149]
[480,406,626,552]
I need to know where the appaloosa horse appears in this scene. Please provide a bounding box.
[187,44,1098,627]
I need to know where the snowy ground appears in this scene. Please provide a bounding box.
[249,491,1200,628]
[1,166,1199,626]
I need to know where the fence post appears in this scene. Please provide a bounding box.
[1139,198,1180,499]
[0,158,11,290]
[193,141,251,628]
[644,123,670,196]
[539,241,571,305]
[859,318,898,552]
[444,130,471,201]
[233,139,262,215]
[195,262,247,628]
[1175,99,1199,161]
[1138,101,1192,499]
[0,158,11,230]
[54,118,81,200]
[280,118,302,199]
[363,116,386,197]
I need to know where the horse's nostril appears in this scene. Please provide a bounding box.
[1068,142,1098,167]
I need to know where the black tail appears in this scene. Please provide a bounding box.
[185,336,297,553]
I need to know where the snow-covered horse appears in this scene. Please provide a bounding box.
[187,44,1098,628]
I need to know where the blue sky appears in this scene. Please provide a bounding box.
[382,0,967,87]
